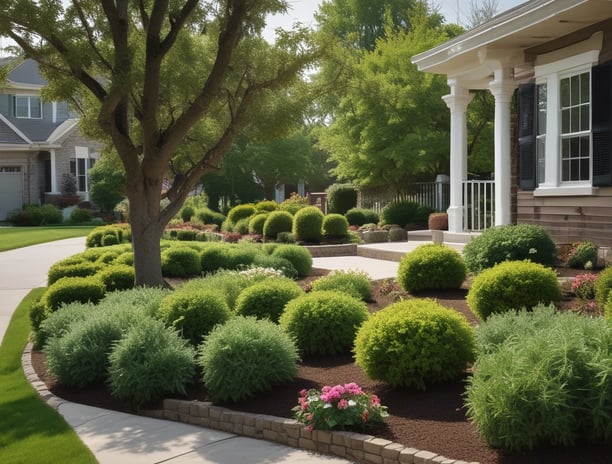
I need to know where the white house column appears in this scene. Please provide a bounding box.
[442,82,473,233]
[50,149,58,193]
[489,70,516,226]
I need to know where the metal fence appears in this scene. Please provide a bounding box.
[463,180,495,231]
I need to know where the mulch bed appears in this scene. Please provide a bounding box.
[31,267,610,464]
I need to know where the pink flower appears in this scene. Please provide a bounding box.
[370,395,380,407]
[337,399,348,410]
[299,389,308,397]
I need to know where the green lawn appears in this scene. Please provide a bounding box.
[0,289,97,464]
[0,226,94,252]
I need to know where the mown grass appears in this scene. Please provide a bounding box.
[0,226,94,252]
[0,288,97,464]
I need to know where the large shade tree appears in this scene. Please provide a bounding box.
[0,0,320,286]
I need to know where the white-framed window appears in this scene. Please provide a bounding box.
[536,83,547,185]
[13,95,42,119]
[70,147,97,193]
[559,71,590,182]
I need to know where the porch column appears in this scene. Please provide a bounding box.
[442,82,473,233]
[489,70,516,226]
[50,149,58,193]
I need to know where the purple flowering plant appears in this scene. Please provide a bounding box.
[292,382,388,431]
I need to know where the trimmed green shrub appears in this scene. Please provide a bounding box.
[42,276,106,310]
[232,218,250,235]
[251,254,298,279]
[157,289,231,345]
[195,207,225,227]
[354,299,475,390]
[397,244,466,293]
[47,261,104,285]
[198,316,299,402]
[248,213,268,235]
[86,225,127,248]
[227,204,256,226]
[344,208,366,226]
[69,208,94,223]
[181,205,195,222]
[200,243,231,274]
[161,246,202,277]
[463,224,557,273]
[96,264,135,292]
[101,233,119,246]
[115,252,134,266]
[466,306,612,451]
[7,204,63,226]
[235,278,303,322]
[33,301,95,350]
[311,270,372,301]
[176,229,197,241]
[108,319,196,406]
[467,260,561,320]
[326,183,357,215]
[226,244,260,270]
[179,271,252,310]
[271,244,312,277]
[567,241,598,268]
[292,206,324,243]
[323,214,349,238]
[595,266,612,307]
[276,231,295,243]
[279,194,308,214]
[414,205,436,225]
[280,291,369,356]
[380,201,419,227]
[263,210,293,239]
[95,250,120,264]
[100,286,170,318]
[255,200,278,212]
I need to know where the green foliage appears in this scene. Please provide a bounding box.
[195,207,226,227]
[326,184,357,214]
[380,201,420,227]
[322,213,349,238]
[280,291,369,356]
[263,210,293,238]
[69,208,94,223]
[276,231,295,243]
[33,301,94,350]
[7,204,63,226]
[200,243,231,274]
[271,244,312,277]
[42,276,106,310]
[255,200,279,212]
[567,241,598,268]
[463,224,557,273]
[345,208,379,227]
[157,289,231,345]
[354,299,475,389]
[606,292,612,321]
[594,266,612,307]
[311,270,372,301]
[279,194,308,214]
[47,261,104,285]
[397,244,466,293]
[86,225,129,248]
[251,254,298,279]
[198,316,299,403]
[88,151,126,212]
[292,206,324,242]
[227,204,256,226]
[176,229,197,241]
[235,278,303,322]
[181,205,195,222]
[100,286,171,318]
[466,306,612,451]
[108,319,196,406]
[114,251,134,266]
[161,246,202,277]
[96,264,135,292]
[232,217,250,235]
[467,261,561,320]
[248,213,268,235]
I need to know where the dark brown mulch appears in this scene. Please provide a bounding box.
[31,268,610,464]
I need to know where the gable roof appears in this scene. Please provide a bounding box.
[6,58,46,86]
[0,115,29,144]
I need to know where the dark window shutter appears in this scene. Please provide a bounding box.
[518,83,537,190]
[592,61,612,186]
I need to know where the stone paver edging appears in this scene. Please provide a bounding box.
[22,343,479,464]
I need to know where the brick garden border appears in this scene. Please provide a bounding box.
[22,343,479,464]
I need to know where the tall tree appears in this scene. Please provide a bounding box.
[0,1,320,286]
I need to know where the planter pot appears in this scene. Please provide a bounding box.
[362,230,389,243]
[431,229,444,244]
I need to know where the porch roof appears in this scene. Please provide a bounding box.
[412,0,612,87]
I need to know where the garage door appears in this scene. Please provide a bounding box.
[0,167,24,220]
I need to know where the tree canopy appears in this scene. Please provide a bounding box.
[0,0,320,286]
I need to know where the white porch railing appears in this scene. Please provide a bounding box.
[358,181,450,214]
[463,180,495,231]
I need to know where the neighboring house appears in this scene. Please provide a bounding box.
[413,0,612,247]
[0,57,101,220]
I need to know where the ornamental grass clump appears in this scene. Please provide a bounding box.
[33,301,94,350]
[197,316,299,403]
[293,383,388,432]
[467,260,561,320]
[310,270,372,301]
[280,291,369,356]
[466,306,612,451]
[397,244,466,293]
[354,299,475,390]
[234,278,303,323]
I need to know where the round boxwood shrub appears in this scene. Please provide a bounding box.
[463,224,557,273]
[100,286,171,318]
[344,208,366,226]
[251,254,298,279]
[292,206,324,243]
[200,243,231,274]
[108,318,196,406]
[196,207,225,227]
[42,276,106,310]
[279,291,369,356]
[594,266,612,307]
[235,278,303,323]
[227,204,256,226]
[380,201,419,227]
[311,270,372,301]
[96,264,135,292]
[198,316,299,403]
[255,200,278,212]
[232,217,250,235]
[467,260,561,320]
[115,251,134,266]
[323,213,349,238]
[567,241,598,268]
[47,261,104,285]
[101,233,119,246]
[263,210,293,239]
[157,289,231,345]
[86,225,124,248]
[181,205,195,222]
[248,213,268,235]
[397,244,466,293]
[161,246,202,277]
[69,207,94,223]
[354,299,475,390]
[176,229,197,241]
[326,183,357,215]
[271,244,312,277]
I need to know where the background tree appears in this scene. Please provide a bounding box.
[0,0,320,286]
[88,151,126,213]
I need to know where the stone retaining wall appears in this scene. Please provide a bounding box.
[303,243,358,257]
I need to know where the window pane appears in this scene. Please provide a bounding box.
[560,78,570,107]
[580,72,590,104]
[562,160,570,181]
[562,108,570,133]
[580,135,590,156]
[537,137,546,184]
[570,159,580,181]
[562,138,570,159]
[537,84,547,134]
[570,75,580,106]
[30,97,42,118]
[580,105,589,131]
[15,97,28,117]
[69,159,76,175]
[580,158,590,181]
[571,107,580,132]
[570,137,579,157]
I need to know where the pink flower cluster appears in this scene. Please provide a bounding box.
[571,272,598,300]
[320,382,363,402]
